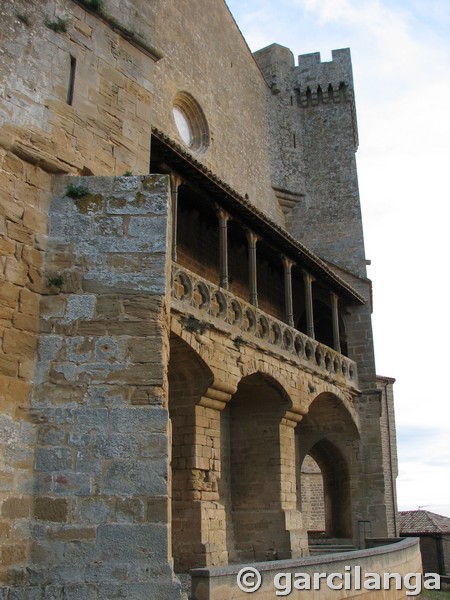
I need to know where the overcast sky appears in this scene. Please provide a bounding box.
[225,0,450,517]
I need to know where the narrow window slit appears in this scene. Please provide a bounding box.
[67,55,76,105]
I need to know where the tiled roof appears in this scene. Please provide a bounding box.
[399,510,450,534]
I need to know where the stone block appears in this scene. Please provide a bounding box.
[4,257,28,286]
[0,353,19,377]
[97,433,139,459]
[0,543,28,566]
[6,221,34,245]
[34,447,72,472]
[1,281,20,309]
[33,498,68,522]
[63,295,96,324]
[13,312,40,334]
[145,497,168,523]
[109,407,167,433]
[23,206,48,234]
[127,337,163,363]
[1,497,31,519]
[3,328,37,360]
[0,235,16,255]
[76,498,115,525]
[95,523,168,562]
[102,459,167,496]
[21,245,44,270]
[115,497,145,523]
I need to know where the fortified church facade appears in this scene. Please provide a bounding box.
[0,0,398,597]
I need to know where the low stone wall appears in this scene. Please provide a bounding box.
[191,537,423,599]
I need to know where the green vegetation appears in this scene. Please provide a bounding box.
[44,17,69,33]
[181,316,210,335]
[87,0,104,12]
[47,275,64,289]
[66,183,89,199]
[420,588,450,599]
[15,13,31,26]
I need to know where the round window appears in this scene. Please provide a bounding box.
[173,106,193,147]
[172,92,209,153]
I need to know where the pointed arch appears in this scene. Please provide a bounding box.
[296,391,360,541]
[221,371,294,562]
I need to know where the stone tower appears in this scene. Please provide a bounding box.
[254,44,366,278]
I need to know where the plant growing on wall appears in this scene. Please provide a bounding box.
[45,17,69,33]
[47,275,64,289]
[15,13,31,26]
[181,315,210,335]
[65,183,89,198]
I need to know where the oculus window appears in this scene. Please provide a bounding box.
[172,92,209,153]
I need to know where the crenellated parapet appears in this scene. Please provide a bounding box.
[296,49,359,150]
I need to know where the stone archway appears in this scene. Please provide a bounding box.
[296,392,360,542]
[220,372,295,562]
[307,439,351,538]
[168,333,215,572]
[299,454,325,532]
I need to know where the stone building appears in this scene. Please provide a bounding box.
[0,0,400,598]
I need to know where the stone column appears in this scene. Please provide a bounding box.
[217,208,230,290]
[172,379,237,570]
[282,256,295,327]
[246,230,259,307]
[169,174,182,262]
[303,271,315,339]
[330,292,341,353]
[280,409,309,558]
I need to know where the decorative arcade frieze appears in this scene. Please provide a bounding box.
[171,263,359,391]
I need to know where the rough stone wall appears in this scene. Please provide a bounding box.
[0,0,156,177]
[254,46,366,279]
[293,49,366,278]
[300,455,325,532]
[253,45,308,203]
[150,0,283,224]
[0,153,53,581]
[1,175,180,598]
[0,0,401,593]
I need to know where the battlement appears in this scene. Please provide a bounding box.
[297,48,354,87]
[296,48,358,149]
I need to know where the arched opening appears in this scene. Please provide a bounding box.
[300,454,325,533]
[221,372,292,562]
[168,333,214,572]
[296,392,359,544]
[308,439,351,538]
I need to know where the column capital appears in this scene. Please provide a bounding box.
[245,229,260,247]
[215,206,231,223]
[302,269,315,284]
[281,255,295,273]
[330,291,340,305]
[169,173,183,190]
